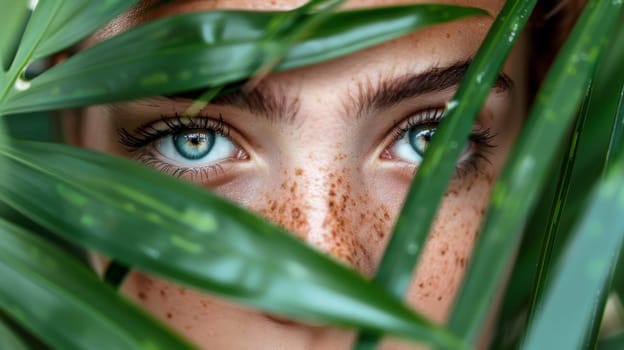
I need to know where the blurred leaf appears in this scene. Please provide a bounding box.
[0,218,196,350]
[0,316,30,350]
[0,4,485,115]
[0,0,138,110]
[245,0,346,85]
[0,140,461,349]
[0,0,29,72]
[525,82,594,324]
[604,84,624,172]
[550,10,624,301]
[491,11,624,349]
[612,86,624,304]
[27,0,139,60]
[488,159,561,350]
[5,112,60,142]
[448,0,624,345]
[519,147,624,350]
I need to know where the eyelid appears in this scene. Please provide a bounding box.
[380,107,496,176]
[118,114,231,150]
[389,107,446,143]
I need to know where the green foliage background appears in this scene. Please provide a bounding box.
[0,0,623,349]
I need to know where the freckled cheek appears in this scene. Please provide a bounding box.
[120,271,285,347]
[247,170,312,240]
[404,175,492,324]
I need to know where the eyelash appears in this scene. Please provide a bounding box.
[118,114,242,180]
[389,107,496,176]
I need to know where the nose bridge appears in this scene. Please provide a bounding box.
[257,159,375,276]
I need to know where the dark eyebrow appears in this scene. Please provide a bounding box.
[165,84,301,124]
[164,60,512,122]
[348,60,513,118]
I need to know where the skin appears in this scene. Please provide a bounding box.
[65,0,528,348]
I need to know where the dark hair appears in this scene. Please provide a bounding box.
[529,0,588,93]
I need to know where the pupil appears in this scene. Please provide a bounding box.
[408,127,435,157]
[173,130,215,160]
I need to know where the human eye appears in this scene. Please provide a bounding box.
[381,108,496,175]
[117,115,249,181]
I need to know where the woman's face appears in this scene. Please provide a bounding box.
[70,0,526,348]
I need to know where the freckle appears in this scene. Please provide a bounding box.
[295,168,303,176]
[160,289,166,297]
[200,300,209,308]
[292,208,301,219]
[418,283,424,288]
[138,292,147,301]
[166,312,173,319]
[329,190,336,197]
[446,33,451,39]
[437,296,443,301]
[177,287,186,295]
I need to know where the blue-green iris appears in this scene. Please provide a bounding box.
[408,127,435,158]
[173,130,215,160]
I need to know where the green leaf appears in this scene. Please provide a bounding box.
[491,14,624,349]
[277,5,486,70]
[0,0,139,111]
[10,0,139,65]
[448,0,624,345]
[0,140,461,349]
[0,316,30,350]
[0,218,196,350]
[0,0,29,72]
[246,0,347,83]
[0,4,485,115]
[519,149,624,350]
[28,0,140,60]
[611,85,624,304]
[605,84,624,172]
[352,1,535,348]
[525,82,594,325]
